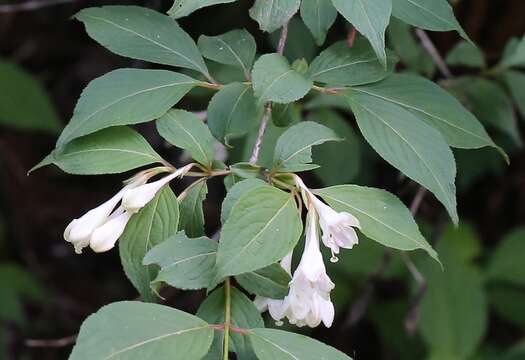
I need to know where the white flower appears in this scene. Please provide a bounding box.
[122,164,193,214]
[64,187,128,254]
[89,208,131,253]
[310,196,360,262]
[294,175,360,262]
[256,211,335,328]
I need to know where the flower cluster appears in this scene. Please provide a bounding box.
[255,175,361,328]
[63,164,193,254]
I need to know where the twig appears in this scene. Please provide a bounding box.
[249,104,272,164]
[0,0,77,13]
[248,21,290,165]
[414,28,453,79]
[347,26,357,48]
[25,335,77,348]
[345,186,427,328]
[223,278,232,360]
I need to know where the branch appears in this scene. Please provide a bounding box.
[0,0,77,13]
[248,21,290,165]
[414,28,453,79]
[25,335,77,348]
[344,186,428,328]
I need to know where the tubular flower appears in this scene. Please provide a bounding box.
[255,210,335,328]
[64,187,130,254]
[122,164,193,214]
[294,175,360,262]
[89,208,132,253]
[64,165,193,254]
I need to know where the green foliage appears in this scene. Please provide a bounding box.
[56,69,196,148]
[309,38,396,86]
[272,121,340,172]
[216,186,302,279]
[345,90,459,224]
[318,185,438,261]
[198,286,264,359]
[198,30,256,79]
[157,109,215,168]
[249,0,301,33]
[235,263,291,299]
[119,187,179,301]
[207,82,259,145]
[178,181,208,237]
[70,301,214,359]
[248,328,353,359]
[446,41,486,68]
[391,0,470,41]
[168,0,237,19]
[417,233,487,359]
[252,53,313,105]
[300,0,337,45]
[76,6,209,76]
[31,127,163,175]
[0,60,61,134]
[39,2,524,359]
[331,0,391,67]
[144,232,218,290]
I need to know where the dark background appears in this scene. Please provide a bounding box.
[0,0,524,359]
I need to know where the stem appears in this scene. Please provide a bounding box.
[223,278,232,360]
[198,81,224,90]
[249,103,273,164]
[414,28,453,79]
[248,22,290,165]
[177,177,207,202]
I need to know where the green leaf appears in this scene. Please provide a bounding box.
[503,70,525,120]
[70,301,213,360]
[198,30,256,79]
[252,54,313,105]
[344,91,458,224]
[32,127,163,175]
[387,18,435,77]
[317,185,438,261]
[235,263,291,299]
[248,328,353,360]
[207,83,259,145]
[249,0,301,33]
[499,36,525,69]
[488,285,525,329]
[198,286,264,359]
[178,181,208,238]
[143,232,217,290]
[446,40,486,68]
[168,0,237,18]
[157,109,215,167]
[391,0,471,42]
[331,0,392,67]
[56,69,196,148]
[300,0,338,45]
[273,121,340,172]
[216,186,302,278]
[311,110,361,186]
[0,264,46,326]
[0,60,61,134]
[487,227,525,286]
[269,17,317,63]
[447,77,522,147]
[351,74,498,151]
[418,241,487,358]
[309,39,395,87]
[119,187,179,301]
[75,6,209,76]
[272,102,301,128]
[221,178,268,224]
